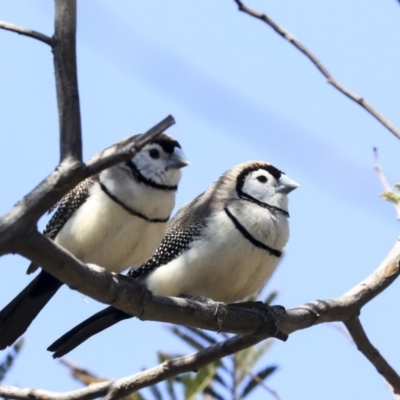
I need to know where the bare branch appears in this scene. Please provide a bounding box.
[102,334,276,400]
[373,148,400,220]
[0,334,275,400]
[0,383,111,400]
[0,116,175,256]
[85,115,176,175]
[17,229,400,340]
[5,307,400,400]
[0,20,53,46]
[53,0,82,163]
[233,0,400,142]
[283,238,400,333]
[0,235,398,399]
[345,317,400,394]
[373,148,392,192]
[17,231,284,338]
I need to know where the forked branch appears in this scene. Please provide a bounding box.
[0,238,399,399]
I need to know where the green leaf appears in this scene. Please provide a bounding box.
[0,338,24,383]
[157,351,182,363]
[203,385,226,400]
[264,290,279,305]
[211,370,229,388]
[235,339,273,385]
[165,374,179,400]
[381,191,400,205]
[169,327,206,351]
[180,326,219,346]
[185,364,219,400]
[240,365,278,398]
[149,383,163,400]
[124,392,147,400]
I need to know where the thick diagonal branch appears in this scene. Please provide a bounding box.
[233,0,400,142]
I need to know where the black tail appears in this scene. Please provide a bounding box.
[47,306,132,358]
[0,271,63,350]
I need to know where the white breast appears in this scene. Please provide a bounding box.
[55,181,173,273]
[145,204,289,303]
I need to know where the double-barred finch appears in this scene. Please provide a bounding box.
[48,161,299,358]
[0,133,189,350]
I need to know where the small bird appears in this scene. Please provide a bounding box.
[48,161,299,358]
[0,133,188,350]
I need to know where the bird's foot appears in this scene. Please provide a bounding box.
[228,301,287,341]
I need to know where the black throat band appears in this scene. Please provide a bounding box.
[224,207,282,258]
[99,181,170,223]
[240,193,289,218]
[126,161,178,191]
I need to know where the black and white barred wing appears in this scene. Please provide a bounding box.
[27,176,98,274]
[128,185,223,280]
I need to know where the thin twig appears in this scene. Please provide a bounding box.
[233,0,400,142]
[373,147,400,220]
[373,148,392,191]
[345,318,400,394]
[85,115,176,175]
[0,20,53,46]
[53,0,82,163]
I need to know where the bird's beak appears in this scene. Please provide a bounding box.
[166,147,190,169]
[276,174,300,194]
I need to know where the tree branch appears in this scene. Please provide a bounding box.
[84,115,176,175]
[0,20,53,46]
[233,0,400,142]
[24,234,400,338]
[0,115,175,257]
[53,0,82,163]
[1,237,398,399]
[18,231,284,338]
[0,334,279,400]
[283,237,400,334]
[345,317,400,394]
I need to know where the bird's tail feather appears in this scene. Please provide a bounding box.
[48,306,132,358]
[0,271,63,350]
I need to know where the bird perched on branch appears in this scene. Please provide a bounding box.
[0,133,189,350]
[48,160,299,358]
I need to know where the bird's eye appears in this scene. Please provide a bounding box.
[149,149,160,159]
[257,175,268,183]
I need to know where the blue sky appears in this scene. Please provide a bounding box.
[1,1,400,399]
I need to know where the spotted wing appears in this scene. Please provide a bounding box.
[128,185,223,280]
[27,176,99,274]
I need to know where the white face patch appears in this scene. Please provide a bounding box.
[241,169,278,204]
[129,143,182,187]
